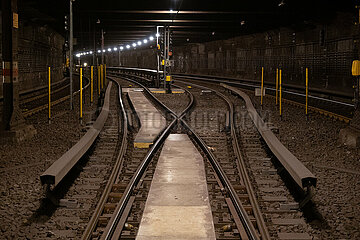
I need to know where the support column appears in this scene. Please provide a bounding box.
[1,0,36,143]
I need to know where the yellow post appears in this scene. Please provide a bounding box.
[98,65,101,95]
[276,68,279,105]
[261,67,264,106]
[80,68,83,119]
[279,69,282,117]
[306,68,309,116]
[101,64,104,89]
[91,66,94,103]
[48,67,51,121]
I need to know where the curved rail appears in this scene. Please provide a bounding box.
[101,119,177,240]
[23,74,91,117]
[0,77,69,102]
[108,70,260,240]
[222,83,317,189]
[173,73,354,101]
[94,74,178,240]
[81,77,129,240]
[176,80,270,240]
[108,67,353,122]
[172,74,353,122]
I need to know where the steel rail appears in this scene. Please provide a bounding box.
[0,76,69,102]
[111,74,178,119]
[23,74,90,118]
[108,70,260,240]
[99,74,179,240]
[81,77,129,240]
[21,82,70,105]
[107,67,354,122]
[222,83,317,187]
[101,119,177,240]
[107,66,353,102]
[173,73,354,103]
[176,80,270,240]
[172,74,352,122]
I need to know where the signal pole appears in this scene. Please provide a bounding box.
[69,0,74,110]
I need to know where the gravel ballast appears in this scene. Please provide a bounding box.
[240,88,360,239]
[0,77,101,239]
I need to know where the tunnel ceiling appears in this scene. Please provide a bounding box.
[19,0,355,51]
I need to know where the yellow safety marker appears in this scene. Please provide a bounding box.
[101,64,104,89]
[306,68,309,116]
[166,75,171,82]
[97,65,101,95]
[172,90,185,94]
[134,142,153,148]
[279,69,282,117]
[151,89,166,94]
[48,67,51,121]
[91,66,94,103]
[276,68,279,105]
[80,68,83,119]
[261,67,264,106]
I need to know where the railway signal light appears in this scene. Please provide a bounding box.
[64,15,69,31]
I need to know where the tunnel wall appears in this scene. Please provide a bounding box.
[0,17,64,98]
[111,13,356,95]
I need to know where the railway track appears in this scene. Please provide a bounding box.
[82,77,157,240]
[176,83,270,239]
[173,74,353,123]
[41,69,315,240]
[109,70,315,239]
[108,67,355,123]
[0,74,90,118]
[23,74,90,117]
[175,80,314,239]
[76,72,260,240]
[101,72,262,239]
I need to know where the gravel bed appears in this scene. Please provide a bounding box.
[237,88,360,239]
[0,78,101,239]
[153,92,190,115]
